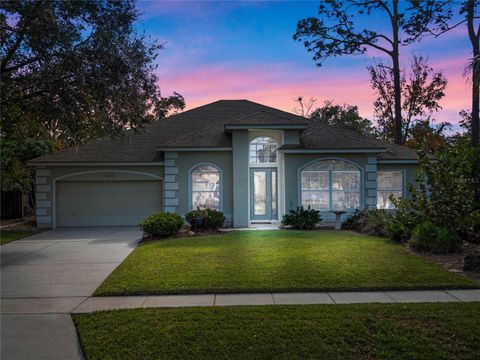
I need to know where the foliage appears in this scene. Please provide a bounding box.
[281,206,321,230]
[410,221,461,254]
[463,251,480,271]
[0,0,185,192]
[293,0,444,144]
[309,100,377,137]
[392,145,480,243]
[384,219,411,243]
[0,0,184,145]
[185,208,225,230]
[407,0,479,147]
[341,209,392,237]
[0,137,57,192]
[404,119,450,153]
[139,213,183,238]
[367,56,448,145]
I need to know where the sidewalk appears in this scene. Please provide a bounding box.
[5,289,476,314]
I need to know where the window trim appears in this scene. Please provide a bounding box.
[298,158,364,211]
[249,136,278,165]
[376,170,405,209]
[188,163,223,211]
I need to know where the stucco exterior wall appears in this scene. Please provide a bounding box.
[175,151,234,223]
[34,165,164,228]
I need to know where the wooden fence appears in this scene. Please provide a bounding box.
[1,191,23,219]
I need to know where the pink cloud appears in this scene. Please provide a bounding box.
[158,59,470,125]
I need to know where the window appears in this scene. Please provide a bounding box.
[249,137,277,163]
[191,165,221,210]
[377,171,403,209]
[301,160,360,210]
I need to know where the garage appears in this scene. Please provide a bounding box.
[56,180,163,227]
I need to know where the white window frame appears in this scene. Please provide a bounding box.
[189,164,222,210]
[300,160,361,211]
[249,136,278,164]
[376,171,403,209]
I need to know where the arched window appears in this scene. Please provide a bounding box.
[249,137,278,164]
[300,160,360,210]
[191,165,221,210]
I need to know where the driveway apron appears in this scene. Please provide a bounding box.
[1,227,140,360]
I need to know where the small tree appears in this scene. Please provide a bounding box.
[368,55,447,144]
[309,100,377,137]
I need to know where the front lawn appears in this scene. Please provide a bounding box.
[74,302,480,359]
[95,230,476,295]
[1,229,39,245]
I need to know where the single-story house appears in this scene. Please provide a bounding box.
[29,100,418,228]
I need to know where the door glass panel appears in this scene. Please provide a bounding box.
[271,170,277,217]
[253,171,267,216]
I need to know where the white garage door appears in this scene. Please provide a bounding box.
[56,180,163,227]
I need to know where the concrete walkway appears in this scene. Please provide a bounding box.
[1,227,141,360]
[69,289,480,313]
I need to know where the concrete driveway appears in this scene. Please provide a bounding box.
[1,227,141,360]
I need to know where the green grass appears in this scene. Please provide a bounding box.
[95,230,476,295]
[73,302,480,360]
[0,229,39,245]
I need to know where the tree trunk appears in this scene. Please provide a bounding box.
[391,0,403,145]
[467,0,479,147]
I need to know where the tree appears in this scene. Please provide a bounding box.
[293,0,443,145]
[309,100,377,137]
[0,0,184,147]
[368,55,448,143]
[0,0,184,204]
[408,0,479,147]
[404,119,451,153]
[292,96,318,117]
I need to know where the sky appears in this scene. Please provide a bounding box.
[136,0,471,127]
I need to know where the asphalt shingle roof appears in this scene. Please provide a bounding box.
[30,99,418,163]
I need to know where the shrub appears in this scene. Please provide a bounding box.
[385,219,411,243]
[463,251,480,271]
[282,206,321,230]
[341,209,368,231]
[139,212,183,238]
[363,210,392,237]
[185,208,225,230]
[410,221,460,254]
[342,209,392,237]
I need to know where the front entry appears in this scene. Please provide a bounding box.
[250,168,277,221]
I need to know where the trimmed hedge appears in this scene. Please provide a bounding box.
[139,212,183,238]
[185,208,225,230]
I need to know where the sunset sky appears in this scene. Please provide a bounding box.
[137,1,471,128]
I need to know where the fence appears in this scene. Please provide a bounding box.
[1,191,23,219]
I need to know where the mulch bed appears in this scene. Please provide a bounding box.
[405,242,480,285]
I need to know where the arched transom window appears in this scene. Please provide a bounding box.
[249,137,278,164]
[191,165,221,210]
[301,160,361,210]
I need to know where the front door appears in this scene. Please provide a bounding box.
[250,168,277,221]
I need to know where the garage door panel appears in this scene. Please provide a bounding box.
[56,181,163,227]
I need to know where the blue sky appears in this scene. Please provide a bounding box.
[136,1,471,127]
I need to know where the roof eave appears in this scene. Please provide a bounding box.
[278,147,387,154]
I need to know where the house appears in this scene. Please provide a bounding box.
[29,100,418,228]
